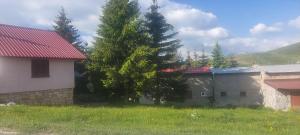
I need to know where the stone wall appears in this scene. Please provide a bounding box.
[214,73,263,107]
[0,88,73,105]
[262,84,290,111]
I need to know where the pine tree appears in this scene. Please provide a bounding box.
[53,7,86,53]
[144,0,187,104]
[89,0,154,101]
[199,48,209,67]
[211,42,227,68]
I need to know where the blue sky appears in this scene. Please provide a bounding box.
[175,0,300,36]
[0,0,300,56]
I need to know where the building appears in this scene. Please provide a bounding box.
[143,64,300,111]
[209,65,300,110]
[0,24,86,104]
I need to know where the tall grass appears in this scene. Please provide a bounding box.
[0,105,299,135]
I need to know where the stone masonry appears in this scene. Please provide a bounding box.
[0,88,73,105]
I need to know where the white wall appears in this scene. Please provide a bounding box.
[0,57,75,93]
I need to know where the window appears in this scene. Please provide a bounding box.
[220,92,227,97]
[31,59,49,78]
[240,91,247,97]
[201,92,207,97]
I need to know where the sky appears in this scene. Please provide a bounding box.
[0,0,300,56]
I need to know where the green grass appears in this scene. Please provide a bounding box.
[0,105,299,135]
[236,42,300,66]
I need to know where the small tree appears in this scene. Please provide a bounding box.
[53,7,87,53]
[211,42,227,68]
[199,48,209,67]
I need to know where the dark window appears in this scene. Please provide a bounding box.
[31,59,49,78]
[240,91,247,97]
[220,92,227,97]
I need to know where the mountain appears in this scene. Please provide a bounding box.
[235,42,300,66]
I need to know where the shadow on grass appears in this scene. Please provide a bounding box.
[72,102,265,110]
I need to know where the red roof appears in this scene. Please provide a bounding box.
[265,79,300,90]
[161,66,211,74]
[184,66,211,74]
[0,24,86,60]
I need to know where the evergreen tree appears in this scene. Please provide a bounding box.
[144,0,187,104]
[199,48,209,67]
[53,7,86,53]
[89,0,155,101]
[211,42,227,68]
[53,7,88,98]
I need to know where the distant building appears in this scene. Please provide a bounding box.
[142,65,300,111]
[0,24,86,105]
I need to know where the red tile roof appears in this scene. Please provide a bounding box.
[265,79,300,90]
[0,24,86,60]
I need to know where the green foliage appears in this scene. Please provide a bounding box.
[89,0,154,102]
[53,7,87,53]
[211,43,227,68]
[144,1,187,103]
[119,46,157,101]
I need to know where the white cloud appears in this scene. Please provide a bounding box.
[0,0,299,56]
[289,16,300,29]
[178,27,229,39]
[250,23,281,35]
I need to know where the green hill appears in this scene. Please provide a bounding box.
[236,42,300,66]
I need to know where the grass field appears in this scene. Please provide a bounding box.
[0,105,299,135]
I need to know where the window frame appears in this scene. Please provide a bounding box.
[31,59,50,78]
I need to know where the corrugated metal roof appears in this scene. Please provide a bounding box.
[260,64,300,73]
[0,24,86,60]
[265,79,300,90]
[212,67,260,74]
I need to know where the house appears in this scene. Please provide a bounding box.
[0,24,86,105]
[141,64,300,110]
[211,65,300,110]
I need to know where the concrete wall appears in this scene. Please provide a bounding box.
[214,73,263,106]
[0,57,75,93]
[184,74,212,105]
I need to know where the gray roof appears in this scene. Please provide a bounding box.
[212,64,300,74]
[212,67,260,74]
[260,64,300,73]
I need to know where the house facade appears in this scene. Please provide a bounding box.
[0,24,85,105]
